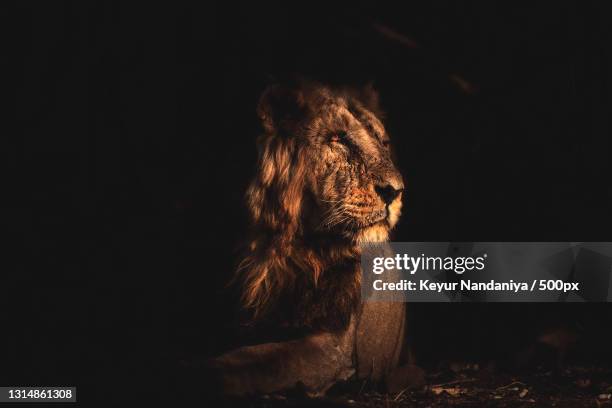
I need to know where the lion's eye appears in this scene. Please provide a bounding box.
[330,131,348,144]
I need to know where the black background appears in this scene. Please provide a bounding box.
[9,1,612,404]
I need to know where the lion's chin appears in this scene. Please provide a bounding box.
[354,197,402,244]
[354,222,390,244]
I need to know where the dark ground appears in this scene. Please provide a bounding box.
[240,364,612,408]
[9,1,612,405]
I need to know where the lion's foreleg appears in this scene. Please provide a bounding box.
[209,329,356,396]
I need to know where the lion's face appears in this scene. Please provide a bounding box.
[300,94,403,242]
[252,82,403,244]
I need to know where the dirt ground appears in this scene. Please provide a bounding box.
[235,364,612,408]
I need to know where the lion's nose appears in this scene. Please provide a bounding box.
[375,182,403,205]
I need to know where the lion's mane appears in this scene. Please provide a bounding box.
[237,131,360,332]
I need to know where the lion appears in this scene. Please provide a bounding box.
[206,80,407,397]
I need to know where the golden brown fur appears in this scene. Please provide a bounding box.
[210,80,407,396]
[237,81,403,330]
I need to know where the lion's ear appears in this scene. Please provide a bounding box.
[257,84,307,136]
[359,82,382,116]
